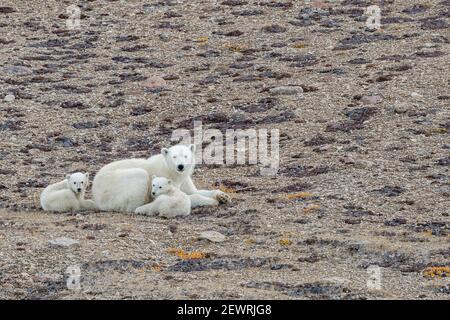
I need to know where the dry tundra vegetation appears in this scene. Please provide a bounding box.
[0,0,449,300]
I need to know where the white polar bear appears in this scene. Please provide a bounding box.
[40,172,96,212]
[135,176,190,218]
[92,144,229,213]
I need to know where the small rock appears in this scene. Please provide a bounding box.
[49,237,79,247]
[199,231,227,243]
[341,156,355,165]
[169,224,178,234]
[262,24,287,33]
[394,104,408,114]
[143,76,166,89]
[269,86,303,96]
[3,94,15,102]
[411,92,422,99]
[3,66,32,75]
[360,95,382,105]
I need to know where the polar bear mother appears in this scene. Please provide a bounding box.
[92,144,229,212]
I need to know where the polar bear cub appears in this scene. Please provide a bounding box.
[40,172,96,212]
[135,176,190,218]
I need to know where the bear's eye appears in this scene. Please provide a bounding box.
[173,155,177,159]
[81,181,84,184]
[159,186,162,189]
[73,182,76,185]
[152,184,155,187]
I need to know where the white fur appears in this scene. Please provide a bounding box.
[135,176,190,218]
[92,144,230,212]
[40,172,96,212]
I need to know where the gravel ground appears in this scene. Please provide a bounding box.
[0,0,449,300]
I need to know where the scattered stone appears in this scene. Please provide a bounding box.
[402,4,428,14]
[385,218,407,226]
[0,6,15,14]
[169,224,178,234]
[60,101,87,109]
[3,66,32,75]
[345,107,377,122]
[3,94,15,102]
[262,24,287,33]
[375,186,405,197]
[304,134,335,146]
[269,86,303,96]
[437,157,450,166]
[411,92,423,99]
[49,237,79,248]
[143,76,167,89]
[360,95,382,105]
[199,231,227,243]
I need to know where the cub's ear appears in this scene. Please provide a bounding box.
[152,175,157,180]
[167,179,172,184]
[85,173,90,179]
[161,148,169,156]
[66,174,71,181]
[189,144,196,153]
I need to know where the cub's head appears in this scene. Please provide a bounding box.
[161,144,195,175]
[151,175,173,197]
[66,172,89,195]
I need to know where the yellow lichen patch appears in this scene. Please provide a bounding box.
[303,204,321,213]
[422,230,433,237]
[219,185,237,194]
[168,248,206,260]
[422,266,450,279]
[224,43,247,52]
[286,192,313,200]
[428,127,448,135]
[151,264,162,272]
[292,43,307,49]
[278,238,293,246]
[245,239,256,245]
[194,36,208,43]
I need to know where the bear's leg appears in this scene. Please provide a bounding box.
[135,200,159,216]
[80,199,96,211]
[45,190,80,212]
[181,177,231,204]
[189,194,219,208]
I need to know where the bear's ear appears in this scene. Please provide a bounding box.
[66,174,71,181]
[189,144,196,153]
[161,148,169,157]
[167,179,172,184]
[152,175,157,180]
[85,173,90,179]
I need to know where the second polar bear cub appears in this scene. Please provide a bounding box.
[135,176,190,218]
[40,172,96,212]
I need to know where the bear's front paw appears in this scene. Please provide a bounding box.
[213,190,231,204]
[135,206,148,215]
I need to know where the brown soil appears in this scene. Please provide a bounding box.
[0,0,449,299]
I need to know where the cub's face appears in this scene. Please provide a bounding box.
[151,176,172,197]
[67,172,89,194]
[161,144,195,174]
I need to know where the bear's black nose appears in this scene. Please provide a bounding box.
[178,164,184,171]
[152,192,155,196]
[77,188,81,192]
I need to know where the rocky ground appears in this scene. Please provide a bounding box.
[0,0,449,300]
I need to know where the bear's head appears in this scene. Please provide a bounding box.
[161,144,195,175]
[66,172,89,195]
[151,175,173,197]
